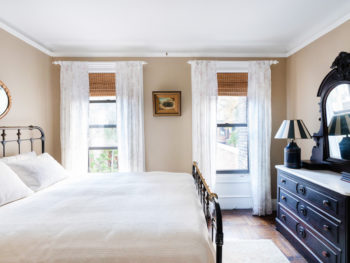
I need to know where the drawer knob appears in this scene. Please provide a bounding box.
[281,196,287,201]
[323,225,330,231]
[281,179,286,184]
[298,185,306,195]
[323,200,330,207]
[322,251,330,258]
[297,226,306,238]
[281,214,286,221]
[299,205,307,216]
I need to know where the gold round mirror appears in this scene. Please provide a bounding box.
[0,81,11,119]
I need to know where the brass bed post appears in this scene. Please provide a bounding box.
[192,162,223,263]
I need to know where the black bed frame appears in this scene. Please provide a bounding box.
[0,126,45,156]
[0,126,223,263]
[193,162,224,263]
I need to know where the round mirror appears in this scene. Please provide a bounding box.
[0,81,11,119]
[326,83,350,160]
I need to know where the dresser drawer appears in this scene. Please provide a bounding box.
[278,206,299,231]
[279,189,299,214]
[297,203,339,245]
[297,184,339,217]
[278,206,339,263]
[278,171,340,218]
[278,173,298,194]
[299,225,338,263]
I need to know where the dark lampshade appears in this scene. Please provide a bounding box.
[275,120,311,169]
[328,114,350,135]
[275,120,311,140]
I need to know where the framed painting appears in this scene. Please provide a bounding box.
[152,91,181,116]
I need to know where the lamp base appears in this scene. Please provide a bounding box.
[284,141,301,169]
[339,136,350,160]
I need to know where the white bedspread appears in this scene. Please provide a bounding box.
[0,172,215,263]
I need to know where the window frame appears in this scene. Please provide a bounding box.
[216,74,249,175]
[88,98,118,172]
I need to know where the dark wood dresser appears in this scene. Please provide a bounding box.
[276,165,350,263]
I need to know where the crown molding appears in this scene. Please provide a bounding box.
[286,13,350,57]
[0,20,54,56]
[0,13,349,58]
[52,51,287,58]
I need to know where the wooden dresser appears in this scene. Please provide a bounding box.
[276,165,350,263]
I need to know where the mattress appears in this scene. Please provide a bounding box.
[0,172,215,263]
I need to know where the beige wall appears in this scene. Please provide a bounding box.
[52,57,286,197]
[286,20,350,160]
[1,17,349,199]
[0,28,60,160]
[0,27,287,198]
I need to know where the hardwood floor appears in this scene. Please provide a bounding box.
[222,209,307,263]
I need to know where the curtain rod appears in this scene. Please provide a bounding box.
[187,60,279,65]
[52,61,148,65]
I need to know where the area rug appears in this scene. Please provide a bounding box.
[223,239,289,263]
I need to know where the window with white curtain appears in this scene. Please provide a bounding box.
[216,72,249,174]
[88,73,118,173]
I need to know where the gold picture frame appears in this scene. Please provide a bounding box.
[0,80,12,120]
[152,91,181,116]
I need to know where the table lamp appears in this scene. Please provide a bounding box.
[275,120,311,169]
[328,113,350,160]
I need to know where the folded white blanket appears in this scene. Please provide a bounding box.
[0,172,215,263]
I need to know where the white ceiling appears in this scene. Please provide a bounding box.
[0,0,350,57]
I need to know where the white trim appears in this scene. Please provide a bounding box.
[1,13,349,58]
[52,61,147,72]
[216,61,249,72]
[218,195,252,199]
[0,20,54,56]
[188,60,278,72]
[216,181,251,184]
[286,13,350,56]
[216,174,251,184]
[53,51,287,58]
[88,63,116,73]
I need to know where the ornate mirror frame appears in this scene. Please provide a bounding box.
[307,52,350,173]
[0,80,12,120]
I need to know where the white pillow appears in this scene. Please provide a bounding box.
[1,151,37,163]
[6,153,68,192]
[0,162,34,206]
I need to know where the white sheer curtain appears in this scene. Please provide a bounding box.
[115,62,145,172]
[190,61,218,189]
[248,61,273,216]
[59,61,89,173]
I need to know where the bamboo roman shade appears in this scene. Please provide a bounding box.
[89,73,116,97]
[217,72,248,96]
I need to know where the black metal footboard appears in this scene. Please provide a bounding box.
[192,162,223,263]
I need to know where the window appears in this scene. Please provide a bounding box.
[88,73,118,173]
[216,73,249,174]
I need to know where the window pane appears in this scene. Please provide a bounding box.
[89,102,117,125]
[217,96,247,124]
[216,126,248,171]
[89,149,118,173]
[89,128,117,147]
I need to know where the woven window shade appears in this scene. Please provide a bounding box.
[217,73,248,96]
[89,73,116,97]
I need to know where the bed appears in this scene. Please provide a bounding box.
[0,126,223,263]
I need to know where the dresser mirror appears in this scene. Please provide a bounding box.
[0,81,11,119]
[326,83,350,160]
[305,52,350,173]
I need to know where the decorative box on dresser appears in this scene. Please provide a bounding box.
[276,165,350,263]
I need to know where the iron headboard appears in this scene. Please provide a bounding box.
[0,126,45,157]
